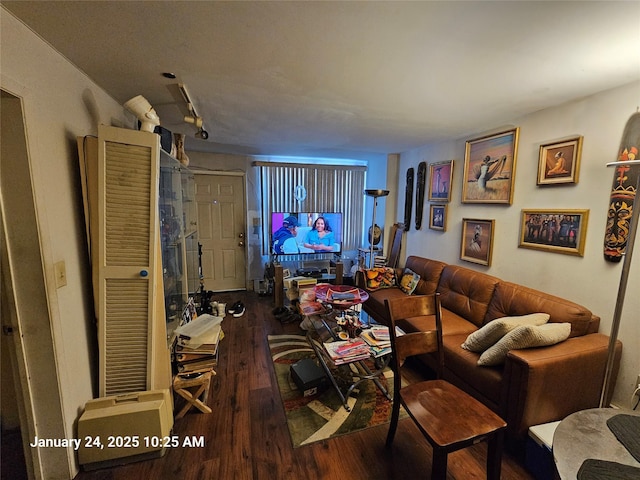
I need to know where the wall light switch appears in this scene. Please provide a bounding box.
[54,261,67,288]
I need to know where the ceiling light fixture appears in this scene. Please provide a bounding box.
[178,83,209,140]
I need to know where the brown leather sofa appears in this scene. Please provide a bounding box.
[358,256,622,443]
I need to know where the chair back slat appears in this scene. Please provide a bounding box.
[384,294,444,378]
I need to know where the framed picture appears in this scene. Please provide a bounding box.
[428,204,447,231]
[462,128,519,204]
[519,209,589,256]
[428,160,454,202]
[460,218,495,266]
[537,136,583,185]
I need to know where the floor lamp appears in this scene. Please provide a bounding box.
[365,189,389,268]
[599,157,640,408]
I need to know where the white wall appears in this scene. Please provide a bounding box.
[1,9,129,477]
[399,81,640,408]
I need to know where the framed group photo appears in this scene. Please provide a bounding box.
[462,127,519,204]
[428,204,447,231]
[537,136,583,185]
[428,160,454,202]
[519,209,589,256]
[460,218,495,266]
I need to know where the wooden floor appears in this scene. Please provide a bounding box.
[75,291,535,480]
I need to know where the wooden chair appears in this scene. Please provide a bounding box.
[384,294,507,480]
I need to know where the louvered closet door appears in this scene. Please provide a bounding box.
[98,125,160,397]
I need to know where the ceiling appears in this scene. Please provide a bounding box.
[4,1,640,161]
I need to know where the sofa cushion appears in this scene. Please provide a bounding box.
[363,267,397,290]
[461,313,550,353]
[400,308,478,337]
[436,265,500,327]
[398,268,420,295]
[443,334,503,407]
[478,323,572,366]
[405,256,447,295]
[485,281,594,337]
[363,287,409,326]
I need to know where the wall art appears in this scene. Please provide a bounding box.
[462,128,519,204]
[460,218,495,266]
[415,161,427,229]
[428,204,447,231]
[519,209,589,257]
[428,160,453,202]
[537,136,583,185]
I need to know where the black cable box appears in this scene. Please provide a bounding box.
[296,267,323,278]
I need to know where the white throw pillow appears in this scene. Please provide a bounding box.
[477,323,572,366]
[461,313,550,353]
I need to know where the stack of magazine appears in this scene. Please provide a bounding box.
[172,314,224,374]
[323,338,370,365]
[359,326,392,358]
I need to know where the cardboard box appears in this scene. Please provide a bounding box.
[290,358,328,397]
[77,389,173,470]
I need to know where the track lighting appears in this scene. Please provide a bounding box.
[178,83,210,140]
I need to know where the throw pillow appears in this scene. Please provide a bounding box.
[461,313,550,353]
[477,323,571,366]
[398,268,420,295]
[364,267,397,291]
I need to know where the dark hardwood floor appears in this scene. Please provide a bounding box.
[75,291,535,480]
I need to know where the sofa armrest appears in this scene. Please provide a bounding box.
[501,333,622,438]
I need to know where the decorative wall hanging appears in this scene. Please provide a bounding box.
[537,136,583,185]
[429,204,447,232]
[294,185,307,202]
[460,218,495,266]
[603,112,640,262]
[428,160,454,202]
[462,128,519,204]
[519,209,589,257]
[404,168,414,231]
[415,162,427,229]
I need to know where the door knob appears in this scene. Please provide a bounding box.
[238,241,245,247]
[238,233,245,239]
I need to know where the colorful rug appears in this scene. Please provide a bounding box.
[268,334,400,448]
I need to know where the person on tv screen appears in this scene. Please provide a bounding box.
[303,216,335,252]
[272,216,300,254]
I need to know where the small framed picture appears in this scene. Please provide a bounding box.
[429,204,447,231]
[537,136,583,185]
[282,268,291,279]
[519,209,589,256]
[460,218,495,266]
[462,128,519,204]
[428,160,454,202]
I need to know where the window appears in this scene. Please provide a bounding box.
[255,162,366,255]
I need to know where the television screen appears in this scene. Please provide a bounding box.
[271,212,343,254]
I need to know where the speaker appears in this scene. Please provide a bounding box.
[153,126,174,153]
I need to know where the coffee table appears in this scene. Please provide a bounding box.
[305,285,392,411]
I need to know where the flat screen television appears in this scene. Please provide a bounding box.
[271,212,343,255]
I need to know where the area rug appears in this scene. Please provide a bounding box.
[268,334,401,448]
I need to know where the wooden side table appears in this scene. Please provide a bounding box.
[172,370,215,419]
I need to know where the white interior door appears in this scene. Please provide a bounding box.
[195,173,246,291]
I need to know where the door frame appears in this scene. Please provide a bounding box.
[193,170,248,291]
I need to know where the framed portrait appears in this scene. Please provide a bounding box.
[519,209,589,256]
[428,160,454,202]
[460,218,495,266]
[537,136,583,185]
[428,204,447,231]
[462,127,519,204]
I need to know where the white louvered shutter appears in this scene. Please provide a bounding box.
[97,125,160,397]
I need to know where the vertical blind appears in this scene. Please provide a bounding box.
[254,162,366,255]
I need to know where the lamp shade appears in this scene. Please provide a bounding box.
[365,189,390,197]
